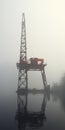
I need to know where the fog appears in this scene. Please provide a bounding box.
[0,0,65,87]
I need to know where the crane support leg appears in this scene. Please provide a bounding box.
[18,69,28,89]
[41,68,47,90]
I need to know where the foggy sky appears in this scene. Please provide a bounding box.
[0,0,65,86]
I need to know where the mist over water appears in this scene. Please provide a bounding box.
[1,0,65,129]
[0,65,65,130]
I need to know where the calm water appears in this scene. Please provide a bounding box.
[0,65,65,129]
[0,90,65,130]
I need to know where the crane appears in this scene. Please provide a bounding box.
[16,13,50,92]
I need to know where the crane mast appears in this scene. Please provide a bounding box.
[18,13,28,89]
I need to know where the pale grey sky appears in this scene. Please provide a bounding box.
[0,0,65,86]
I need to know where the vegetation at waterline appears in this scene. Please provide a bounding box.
[51,73,65,111]
[52,73,65,95]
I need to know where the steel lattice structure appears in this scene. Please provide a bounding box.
[18,13,28,89]
[16,13,50,92]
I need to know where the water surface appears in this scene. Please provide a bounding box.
[0,90,65,130]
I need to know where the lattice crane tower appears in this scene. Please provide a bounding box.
[16,13,49,91]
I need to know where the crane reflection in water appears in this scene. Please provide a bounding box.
[15,90,50,130]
